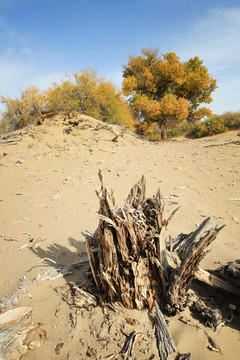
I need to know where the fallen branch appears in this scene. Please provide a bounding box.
[195,268,240,297]
[155,301,177,360]
[204,140,240,147]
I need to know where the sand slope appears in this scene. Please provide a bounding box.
[0,112,239,359]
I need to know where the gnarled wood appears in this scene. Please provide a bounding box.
[167,219,225,306]
[84,171,224,312]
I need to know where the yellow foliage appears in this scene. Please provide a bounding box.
[121,76,137,96]
[1,69,136,132]
[134,93,188,127]
[1,86,45,131]
[135,95,161,120]
[191,116,228,138]
[159,94,189,122]
[122,48,217,139]
[188,107,213,123]
[135,121,161,141]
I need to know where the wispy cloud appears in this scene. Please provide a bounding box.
[173,7,240,113]
[0,16,65,107]
[0,6,239,115]
[176,7,240,66]
[0,16,28,46]
[0,49,64,93]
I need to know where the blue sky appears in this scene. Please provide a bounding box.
[0,0,239,115]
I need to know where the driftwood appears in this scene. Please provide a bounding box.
[83,171,224,313]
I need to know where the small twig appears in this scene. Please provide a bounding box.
[1,234,19,242]
[13,218,32,224]
[215,311,234,333]
[40,271,72,281]
[12,192,31,196]
[38,257,57,264]
[16,243,29,251]
[51,191,63,200]
[205,332,220,353]
[83,180,93,184]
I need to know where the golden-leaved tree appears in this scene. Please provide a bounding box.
[122,48,217,140]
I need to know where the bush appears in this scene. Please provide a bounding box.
[45,69,135,129]
[135,121,161,141]
[1,87,45,132]
[167,122,195,138]
[221,111,240,129]
[0,69,135,133]
[191,115,228,138]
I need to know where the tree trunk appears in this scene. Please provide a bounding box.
[83,171,225,312]
[161,126,167,141]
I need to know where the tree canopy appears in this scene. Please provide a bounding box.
[122,48,217,139]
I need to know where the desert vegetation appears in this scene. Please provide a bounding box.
[190,112,240,138]
[0,69,135,133]
[0,49,239,140]
[122,48,216,140]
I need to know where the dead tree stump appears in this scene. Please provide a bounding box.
[83,171,224,312]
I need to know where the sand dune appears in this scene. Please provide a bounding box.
[0,112,239,359]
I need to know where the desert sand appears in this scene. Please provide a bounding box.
[0,111,239,359]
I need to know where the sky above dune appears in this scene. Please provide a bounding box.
[0,0,239,115]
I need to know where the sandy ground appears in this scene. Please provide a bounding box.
[0,112,239,359]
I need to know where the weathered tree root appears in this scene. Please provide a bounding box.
[83,171,224,313]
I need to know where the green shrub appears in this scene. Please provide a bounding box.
[167,122,195,138]
[221,111,240,129]
[191,115,228,138]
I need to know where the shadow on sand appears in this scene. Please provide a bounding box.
[29,236,93,289]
